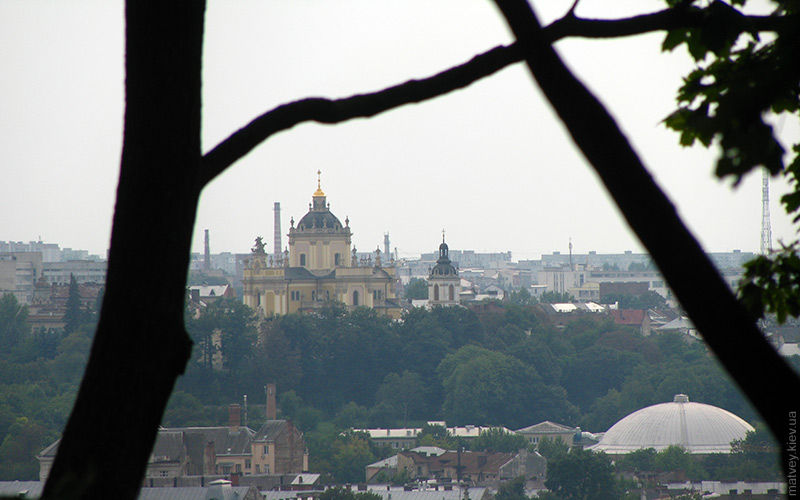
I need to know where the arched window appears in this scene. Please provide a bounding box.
[449,284,454,301]
[434,284,439,301]
[300,254,306,266]
[353,290,359,306]
[335,253,340,266]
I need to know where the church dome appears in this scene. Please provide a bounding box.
[591,394,754,454]
[297,210,343,232]
[430,237,457,278]
[295,171,346,233]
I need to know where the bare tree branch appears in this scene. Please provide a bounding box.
[200,45,521,185]
[493,0,799,482]
[545,1,789,41]
[201,3,794,186]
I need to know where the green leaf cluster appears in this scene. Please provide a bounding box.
[738,243,800,322]
[663,1,799,182]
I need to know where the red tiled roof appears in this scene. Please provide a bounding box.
[610,309,645,325]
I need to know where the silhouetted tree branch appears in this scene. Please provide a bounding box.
[202,2,793,185]
[38,1,798,498]
[493,0,798,482]
[201,45,521,185]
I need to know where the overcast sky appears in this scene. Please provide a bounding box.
[2,0,797,261]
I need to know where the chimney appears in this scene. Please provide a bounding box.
[204,229,211,272]
[273,203,282,264]
[243,395,248,428]
[204,441,216,475]
[266,383,277,420]
[229,404,242,429]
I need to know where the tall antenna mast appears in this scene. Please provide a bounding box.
[569,237,573,271]
[761,170,773,255]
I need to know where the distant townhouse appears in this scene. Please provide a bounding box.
[39,386,307,484]
[355,423,510,450]
[515,421,577,448]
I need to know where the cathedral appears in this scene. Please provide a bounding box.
[242,175,401,318]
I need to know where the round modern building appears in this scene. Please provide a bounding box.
[591,394,754,454]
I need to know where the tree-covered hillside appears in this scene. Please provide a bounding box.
[2,294,790,481]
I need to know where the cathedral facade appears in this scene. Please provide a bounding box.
[242,177,401,318]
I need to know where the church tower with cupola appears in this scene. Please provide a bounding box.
[428,232,460,306]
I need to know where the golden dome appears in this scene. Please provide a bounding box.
[313,169,325,197]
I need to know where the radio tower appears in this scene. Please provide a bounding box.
[761,170,773,255]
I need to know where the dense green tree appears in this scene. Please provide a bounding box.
[544,448,619,500]
[404,278,429,300]
[237,318,302,399]
[334,402,370,430]
[616,448,658,474]
[51,328,93,385]
[0,293,30,351]
[185,297,256,374]
[375,371,430,426]
[507,337,561,385]
[62,275,84,336]
[536,436,570,459]
[320,431,388,483]
[539,292,574,304]
[469,428,527,453]
[162,391,223,427]
[562,346,643,411]
[416,423,458,450]
[501,305,542,333]
[507,287,535,306]
[495,476,529,500]
[438,345,575,428]
[0,417,47,480]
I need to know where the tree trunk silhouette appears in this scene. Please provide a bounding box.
[40,1,798,497]
[41,3,205,498]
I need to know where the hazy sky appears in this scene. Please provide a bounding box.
[2,0,797,261]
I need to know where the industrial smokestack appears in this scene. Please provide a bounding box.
[228,404,242,429]
[384,232,390,259]
[274,203,282,263]
[204,229,211,272]
[266,383,276,420]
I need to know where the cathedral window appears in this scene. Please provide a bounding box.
[434,285,439,301]
[449,285,454,301]
[335,253,341,266]
[300,254,306,266]
[353,290,359,306]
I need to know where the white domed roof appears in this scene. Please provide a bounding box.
[591,394,754,454]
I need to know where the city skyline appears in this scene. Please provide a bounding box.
[2,0,798,261]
